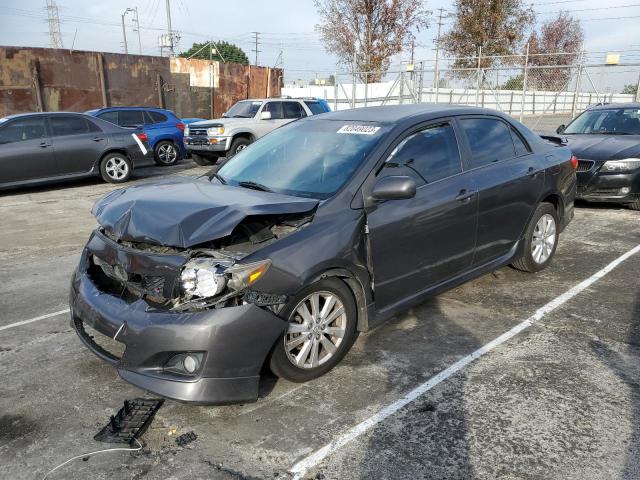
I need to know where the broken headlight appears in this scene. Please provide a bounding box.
[180,258,228,298]
[179,258,271,300]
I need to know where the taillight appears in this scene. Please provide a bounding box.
[176,122,185,131]
[137,132,148,142]
[570,155,578,170]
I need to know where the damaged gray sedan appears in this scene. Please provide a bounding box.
[70,105,575,404]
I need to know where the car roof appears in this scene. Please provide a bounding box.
[1,111,89,121]
[305,104,505,124]
[89,106,172,112]
[587,102,640,110]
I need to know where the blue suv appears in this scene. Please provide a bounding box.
[86,107,186,166]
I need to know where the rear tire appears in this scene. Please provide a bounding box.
[269,278,358,383]
[100,153,131,184]
[153,141,180,166]
[191,153,219,166]
[226,137,252,159]
[511,202,559,273]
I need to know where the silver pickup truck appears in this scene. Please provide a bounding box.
[184,97,329,165]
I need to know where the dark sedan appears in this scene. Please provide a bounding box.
[557,103,640,210]
[70,105,576,404]
[0,112,151,189]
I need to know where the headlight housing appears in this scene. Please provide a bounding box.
[184,126,190,136]
[207,126,225,135]
[601,158,640,172]
[179,258,271,300]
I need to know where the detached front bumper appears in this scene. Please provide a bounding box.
[183,135,230,154]
[69,251,286,404]
[577,165,640,204]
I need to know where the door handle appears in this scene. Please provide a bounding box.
[455,189,476,202]
[39,142,51,148]
[92,137,105,142]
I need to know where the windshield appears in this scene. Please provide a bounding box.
[564,108,640,135]
[217,119,389,199]
[224,100,263,118]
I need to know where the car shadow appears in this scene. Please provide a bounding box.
[574,199,627,211]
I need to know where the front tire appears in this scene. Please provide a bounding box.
[627,199,640,211]
[191,153,219,166]
[270,278,358,383]
[153,141,180,166]
[100,153,131,184]
[226,137,251,159]
[511,202,559,273]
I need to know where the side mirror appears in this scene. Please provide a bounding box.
[260,111,272,120]
[556,124,565,134]
[221,112,228,117]
[371,176,417,201]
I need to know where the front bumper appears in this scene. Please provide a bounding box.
[69,247,287,404]
[183,135,230,154]
[577,164,640,203]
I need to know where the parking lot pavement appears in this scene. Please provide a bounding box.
[0,167,639,479]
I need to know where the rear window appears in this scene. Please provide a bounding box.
[118,110,144,126]
[460,118,516,168]
[304,101,327,115]
[148,111,168,123]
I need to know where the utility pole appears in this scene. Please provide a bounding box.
[409,40,415,81]
[121,10,129,54]
[166,0,174,56]
[128,7,142,54]
[433,7,446,103]
[45,0,63,48]
[251,32,261,66]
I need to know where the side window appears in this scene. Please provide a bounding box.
[264,102,284,119]
[97,111,118,125]
[0,117,47,144]
[50,116,91,136]
[304,101,327,115]
[118,110,144,126]
[148,111,168,123]
[283,102,305,119]
[386,123,462,184]
[511,128,531,156]
[86,119,102,133]
[460,118,516,167]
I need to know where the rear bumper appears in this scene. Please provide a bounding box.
[577,168,640,203]
[69,250,287,404]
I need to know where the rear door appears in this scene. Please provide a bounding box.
[49,115,106,175]
[366,120,478,310]
[458,116,545,266]
[0,116,56,184]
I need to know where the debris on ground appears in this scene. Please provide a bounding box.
[94,398,164,445]
[175,431,198,447]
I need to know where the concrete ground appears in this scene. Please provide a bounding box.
[1,162,639,480]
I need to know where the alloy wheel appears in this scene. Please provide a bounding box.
[104,157,129,180]
[531,213,556,264]
[158,144,177,164]
[284,291,347,369]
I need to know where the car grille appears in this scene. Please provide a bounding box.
[189,128,208,136]
[587,188,623,197]
[577,160,595,172]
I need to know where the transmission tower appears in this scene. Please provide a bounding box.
[45,0,64,48]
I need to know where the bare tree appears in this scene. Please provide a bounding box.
[526,12,584,90]
[314,0,429,82]
[441,0,534,71]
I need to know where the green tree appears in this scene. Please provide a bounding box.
[622,84,638,95]
[179,41,249,65]
[503,75,523,90]
[442,0,535,70]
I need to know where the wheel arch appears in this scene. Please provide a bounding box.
[231,131,256,143]
[95,148,131,173]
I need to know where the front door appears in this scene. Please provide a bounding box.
[366,121,478,311]
[0,116,57,184]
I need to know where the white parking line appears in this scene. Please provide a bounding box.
[289,244,640,479]
[0,308,70,332]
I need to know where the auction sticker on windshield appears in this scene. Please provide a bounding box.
[337,125,381,135]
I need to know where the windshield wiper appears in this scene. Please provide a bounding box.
[237,181,273,192]
[587,131,630,135]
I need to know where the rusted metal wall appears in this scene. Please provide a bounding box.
[0,46,282,118]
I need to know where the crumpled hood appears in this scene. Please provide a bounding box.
[565,134,640,160]
[92,177,318,248]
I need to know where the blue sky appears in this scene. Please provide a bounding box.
[1,0,639,84]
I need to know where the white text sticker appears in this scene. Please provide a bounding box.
[337,125,380,135]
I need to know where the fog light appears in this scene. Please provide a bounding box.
[620,187,631,195]
[183,355,198,374]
